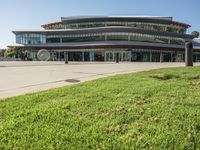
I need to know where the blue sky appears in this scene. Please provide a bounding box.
[0,0,199,48]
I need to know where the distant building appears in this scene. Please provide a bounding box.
[193,38,200,49]
[193,38,200,62]
[8,16,200,62]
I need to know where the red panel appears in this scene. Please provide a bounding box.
[41,21,63,28]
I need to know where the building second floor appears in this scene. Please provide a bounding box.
[13,27,194,47]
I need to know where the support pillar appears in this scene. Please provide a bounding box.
[64,52,68,64]
[171,52,173,62]
[185,42,193,66]
[89,51,94,61]
[116,53,119,63]
[160,53,163,63]
[105,34,107,41]
[129,51,132,62]
[195,54,198,62]
[128,35,131,41]
[82,52,84,61]
[150,51,152,62]
[58,50,61,61]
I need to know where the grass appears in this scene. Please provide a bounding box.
[1,66,200,149]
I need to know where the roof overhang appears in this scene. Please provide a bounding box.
[41,16,190,29]
[10,41,184,50]
[61,16,190,28]
[7,43,25,48]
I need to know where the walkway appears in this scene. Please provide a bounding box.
[0,62,195,99]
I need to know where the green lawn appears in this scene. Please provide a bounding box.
[1,67,200,149]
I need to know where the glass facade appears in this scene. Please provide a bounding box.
[16,34,46,45]
[15,32,186,45]
[44,21,186,34]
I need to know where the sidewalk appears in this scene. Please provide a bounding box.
[0,62,194,100]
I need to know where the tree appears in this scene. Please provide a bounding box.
[0,49,6,57]
[191,31,199,38]
[4,47,18,58]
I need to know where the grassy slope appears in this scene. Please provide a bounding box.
[0,67,200,149]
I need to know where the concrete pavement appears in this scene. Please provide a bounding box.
[0,62,197,99]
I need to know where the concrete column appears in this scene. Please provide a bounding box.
[128,35,131,41]
[185,42,193,66]
[64,52,68,64]
[89,51,94,61]
[58,50,61,61]
[150,51,152,62]
[160,53,163,63]
[82,52,84,61]
[129,51,132,61]
[171,52,173,62]
[165,26,167,32]
[105,34,107,41]
[121,52,123,61]
[195,54,198,62]
[116,53,119,63]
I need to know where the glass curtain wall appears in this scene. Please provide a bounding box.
[45,22,186,34]
[16,34,46,44]
[16,32,186,46]
[46,32,185,45]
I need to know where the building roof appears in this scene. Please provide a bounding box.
[41,16,191,29]
[61,16,173,21]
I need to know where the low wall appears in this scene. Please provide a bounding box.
[0,57,21,61]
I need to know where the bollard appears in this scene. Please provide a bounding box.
[185,42,193,67]
[64,52,68,64]
[116,53,119,63]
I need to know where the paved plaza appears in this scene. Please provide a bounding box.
[0,61,198,99]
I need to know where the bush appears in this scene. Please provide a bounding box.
[4,47,17,58]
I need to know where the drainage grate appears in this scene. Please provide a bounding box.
[65,79,80,83]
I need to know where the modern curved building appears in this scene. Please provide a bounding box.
[10,16,200,62]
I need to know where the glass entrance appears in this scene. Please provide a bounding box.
[49,51,64,61]
[105,51,130,61]
[163,53,172,62]
[176,53,184,62]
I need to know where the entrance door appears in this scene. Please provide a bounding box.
[84,52,90,61]
[163,53,172,62]
[50,52,57,61]
[105,52,114,61]
[105,51,130,62]
[176,53,184,62]
[94,51,104,61]
[121,52,130,61]
[152,53,160,62]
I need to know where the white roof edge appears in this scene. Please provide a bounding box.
[61,16,172,21]
[193,38,200,41]
[7,43,24,47]
[12,26,159,33]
